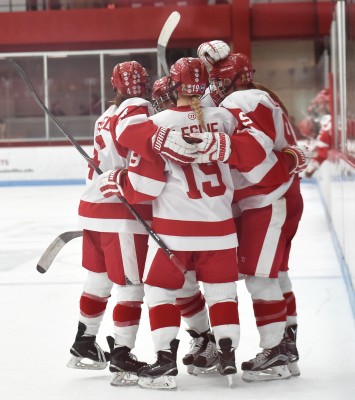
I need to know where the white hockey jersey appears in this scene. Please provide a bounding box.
[221,88,301,211]
[78,98,155,233]
[122,105,239,251]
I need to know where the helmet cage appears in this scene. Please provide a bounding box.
[151,76,177,112]
[209,75,239,103]
[152,93,176,112]
[209,53,254,98]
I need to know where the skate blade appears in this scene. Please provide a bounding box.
[138,376,177,390]
[193,363,219,375]
[111,372,138,386]
[242,365,291,382]
[227,374,234,388]
[219,365,237,387]
[288,361,301,377]
[67,356,107,370]
[186,364,195,375]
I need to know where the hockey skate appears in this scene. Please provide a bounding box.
[138,339,179,390]
[193,332,219,375]
[217,338,237,387]
[107,336,147,386]
[67,322,110,370]
[241,341,291,382]
[182,330,209,374]
[284,325,300,376]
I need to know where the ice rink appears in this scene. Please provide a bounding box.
[0,181,354,400]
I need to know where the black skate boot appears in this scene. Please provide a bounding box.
[284,324,300,376]
[67,322,110,370]
[138,339,179,390]
[182,330,209,374]
[241,341,291,382]
[217,338,237,387]
[107,336,147,386]
[193,332,219,374]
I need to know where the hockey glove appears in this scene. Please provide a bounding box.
[282,144,312,174]
[152,126,199,165]
[97,169,127,198]
[197,40,230,67]
[188,131,231,163]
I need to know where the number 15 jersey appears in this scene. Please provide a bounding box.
[121,105,267,252]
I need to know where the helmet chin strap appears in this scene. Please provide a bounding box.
[224,72,242,94]
[171,81,182,93]
[225,68,256,93]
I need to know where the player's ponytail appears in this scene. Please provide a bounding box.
[190,96,206,131]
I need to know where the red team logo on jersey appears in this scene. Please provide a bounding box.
[188,113,196,120]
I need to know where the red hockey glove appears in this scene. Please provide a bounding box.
[282,145,312,174]
[97,169,127,198]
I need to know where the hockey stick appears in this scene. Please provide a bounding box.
[9,60,185,274]
[37,231,83,274]
[157,11,181,76]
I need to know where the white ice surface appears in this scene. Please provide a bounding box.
[0,182,354,399]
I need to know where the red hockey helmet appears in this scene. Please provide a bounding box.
[151,76,176,112]
[111,61,149,97]
[209,53,255,101]
[170,57,208,96]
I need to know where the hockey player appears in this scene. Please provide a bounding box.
[67,60,151,385]
[193,52,311,382]
[151,75,220,376]
[68,60,199,386]
[197,45,310,378]
[304,89,332,178]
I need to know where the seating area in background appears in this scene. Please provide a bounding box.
[2,0,227,12]
[0,1,331,13]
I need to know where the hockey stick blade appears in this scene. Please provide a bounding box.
[37,231,83,274]
[157,11,181,76]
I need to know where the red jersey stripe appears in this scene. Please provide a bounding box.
[152,217,236,236]
[79,200,152,220]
